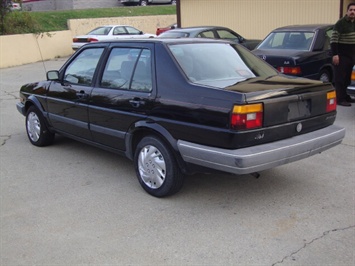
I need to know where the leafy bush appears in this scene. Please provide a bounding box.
[0,5,176,35]
[1,11,42,34]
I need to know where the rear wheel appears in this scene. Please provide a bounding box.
[319,69,331,82]
[134,136,184,197]
[171,0,177,4]
[26,106,54,147]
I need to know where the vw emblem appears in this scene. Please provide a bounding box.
[296,123,303,132]
[262,55,267,60]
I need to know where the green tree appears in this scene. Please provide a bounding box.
[0,0,11,34]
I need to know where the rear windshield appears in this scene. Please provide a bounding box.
[257,31,315,51]
[160,32,190,38]
[88,27,112,35]
[168,43,278,87]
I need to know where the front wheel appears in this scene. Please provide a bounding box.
[140,0,148,6]
[134,136,184,197]
[26,106,54,147]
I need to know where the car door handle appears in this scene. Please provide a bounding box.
[76,90,89,100]
[129,98,145,108]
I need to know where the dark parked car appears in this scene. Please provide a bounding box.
[158,26,261,50]
[16,39,345,197]
[347,66,355,98]
[252,24,334,82]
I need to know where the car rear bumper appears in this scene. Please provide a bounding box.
[177,125,345,175]
[72,43,85,50]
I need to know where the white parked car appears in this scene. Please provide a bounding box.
[72,25,156,50]
[120,0,176,6]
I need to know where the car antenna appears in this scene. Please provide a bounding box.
[35,33,49,74]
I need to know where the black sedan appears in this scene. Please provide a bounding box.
[157,26,261,50]
[252,24,334,82]
[16,38,344,197]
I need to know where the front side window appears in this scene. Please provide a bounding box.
[64,48,104,85]
[100,48,152,92]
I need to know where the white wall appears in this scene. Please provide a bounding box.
[0,15,176,68]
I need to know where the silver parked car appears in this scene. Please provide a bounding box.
[120,0,176,6]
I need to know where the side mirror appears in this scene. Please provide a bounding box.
[47,70,59,81]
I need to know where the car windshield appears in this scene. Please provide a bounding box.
[257,31,315,51]
[160,32,190,38]
[168,43,278,87]
[87,27,112,35]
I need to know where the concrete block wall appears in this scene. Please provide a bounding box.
[73,0,121,9]
[22,0,121,11]
[0,15,176,68]
[23,0,56,11]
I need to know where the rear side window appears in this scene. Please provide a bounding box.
[100,48,152,92]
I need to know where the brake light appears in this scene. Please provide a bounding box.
[231,103,263,130]
[326,91,337,112]
[88,38,99,42]
[351,69,355,81]
[277,66,302,75]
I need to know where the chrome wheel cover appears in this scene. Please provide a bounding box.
[27,112,41,142]
[138,145,166,189]
[320,73,330,82]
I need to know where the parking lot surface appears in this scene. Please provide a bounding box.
[1,58,354,265]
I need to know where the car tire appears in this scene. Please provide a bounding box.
[140,0,148,6]
[26,105,54,147]
[134,135,184,197]
[171,0,177,4]
[319,69,331,83]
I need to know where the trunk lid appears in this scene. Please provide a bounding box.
[227,75,335,127]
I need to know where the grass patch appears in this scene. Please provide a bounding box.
[2,5,176,34]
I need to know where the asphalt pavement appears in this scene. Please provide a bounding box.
[0,58,354,265]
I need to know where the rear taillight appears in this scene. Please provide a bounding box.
[326,90,337,112]
[231,103,263,130]
[88,38,99,42]
[277,66,302,75]
[351,69,355,82]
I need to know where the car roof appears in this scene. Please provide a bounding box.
[160,26,230,33]
[93,25,135,28]
[272,24,333,32]
[88,37,231,46]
